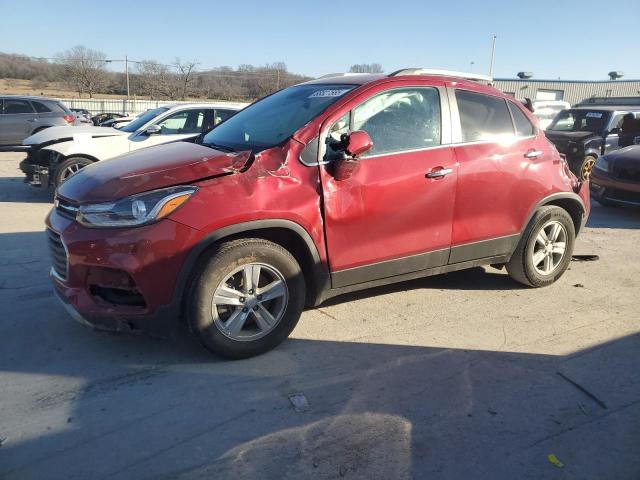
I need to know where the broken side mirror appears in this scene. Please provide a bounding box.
[332,131,373,181]
[145,124,162,136]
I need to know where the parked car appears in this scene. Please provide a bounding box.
[100,114,137,129]
[591,145,640,207]
[20,103,241,187]
[530,100,570,130]
[0,96,77,147]
[545,104,640,180]
[46,69,590,358]
[70,108,92,125]
[91,112,125,126]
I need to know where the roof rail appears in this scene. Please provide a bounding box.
[316,72,368,79]
[388,68,493,83]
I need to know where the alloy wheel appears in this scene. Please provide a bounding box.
[581,157,595,181]
[531,220,567,275]
[61,162,86,181]
[211,263,289,341]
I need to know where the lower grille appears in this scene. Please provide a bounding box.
[47,229,68,280]
[614,168,640,183]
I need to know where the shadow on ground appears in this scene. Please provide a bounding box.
[0,177,53,204]
[586,198,640,230]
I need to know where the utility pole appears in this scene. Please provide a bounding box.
[276,68,280,90]
[125,55,130,102]
[488,34,497,78]
[470,61,475,72]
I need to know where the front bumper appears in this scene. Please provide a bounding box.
[591,169,640,207]
[19,150,51,187]
[47,208,204,336]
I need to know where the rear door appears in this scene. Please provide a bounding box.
[1,98,36,144]
[319,84,457,287]
[450,89,549,263]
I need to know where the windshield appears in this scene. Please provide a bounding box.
[547,109,609,134]
[119,107,169,133]
[201,84,356,152]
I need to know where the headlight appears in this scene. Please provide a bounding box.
[77,186,197,227]
[594,156,609,173]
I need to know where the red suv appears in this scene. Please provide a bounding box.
[47,69,590,358]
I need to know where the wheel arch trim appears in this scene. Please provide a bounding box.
[522,192,586,236]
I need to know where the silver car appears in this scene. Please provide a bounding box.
[0,96,78,147]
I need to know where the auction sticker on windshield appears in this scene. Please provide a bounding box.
[586,112,603,118]
[309,89,351,98]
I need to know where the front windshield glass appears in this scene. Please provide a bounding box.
[119,107,169,133]
[201,84,356,152]
[547,109,608,134]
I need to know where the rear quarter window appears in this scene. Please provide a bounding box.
[456,90,514,142]
[32,101,52,113]
[508,101,535,136]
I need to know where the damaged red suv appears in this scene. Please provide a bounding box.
[48,69,590,358]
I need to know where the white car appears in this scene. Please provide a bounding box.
[531,100,571,130]
[21,103,245,186]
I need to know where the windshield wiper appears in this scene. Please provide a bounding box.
[202,141,235,153]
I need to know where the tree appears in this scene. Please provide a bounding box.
[173,58,198,100]
[56,46,108,98]
[136,60,178,100]
[349,63,383,74]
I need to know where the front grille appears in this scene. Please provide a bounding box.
[55,197,79,219]
[47,229,68,280]
[614,167,640,183]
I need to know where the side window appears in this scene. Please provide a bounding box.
[4,99,34,114]
[508,102,535,136]
[0,99,4,114]
[156,109,204,134]
[352,87,441,156]
[32,101,52,113]
[325,112,351,158]
[214,109,235,126]
[456,90,513,142]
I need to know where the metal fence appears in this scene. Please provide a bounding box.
[55,98,248,115]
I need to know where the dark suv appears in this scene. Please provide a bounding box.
[0,96,77,147]
[47,69,590,358]
[545,103,640,180]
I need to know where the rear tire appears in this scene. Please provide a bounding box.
[54,157,93,187]
[188,238,305,359]
[506,206,575,287]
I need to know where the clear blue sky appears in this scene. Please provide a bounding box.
[1,0,639,80]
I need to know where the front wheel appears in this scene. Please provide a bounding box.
[578,155,597,181]
[506,206,575,287]
[188,239,305,359]
[54,157,93,186]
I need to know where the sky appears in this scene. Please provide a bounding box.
[1,0,639,80]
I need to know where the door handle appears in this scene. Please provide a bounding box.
[524,149,542,159]
[426,167,453,179]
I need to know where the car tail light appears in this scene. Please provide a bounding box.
[63,114,75,124]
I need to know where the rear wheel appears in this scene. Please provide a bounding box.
[578,155,597,181]
[507,206,575,287]
[54,157,93,186]
[188,239,305,359]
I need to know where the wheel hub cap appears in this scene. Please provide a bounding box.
[211,263,289,341]
[532,220,568,276]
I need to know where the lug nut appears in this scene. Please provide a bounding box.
[239,297,245,303]
[242,307,248,313]
[253,306,259,311]
[248,289,254,295]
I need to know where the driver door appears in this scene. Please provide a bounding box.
[318,85,457,288]
[129,108,210,151]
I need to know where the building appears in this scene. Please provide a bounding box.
[492,78,640,106]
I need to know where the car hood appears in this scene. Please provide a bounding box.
[23,126,126,146]
[56,141,252,203]
[544,130,597,143]
[604,145,640,166]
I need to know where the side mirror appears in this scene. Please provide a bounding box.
[332,131,373,181]
[345,130,373,158]
[145,124,162,136]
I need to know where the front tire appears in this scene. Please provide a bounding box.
[578,155,597,181]
[188,239,305,359]
[506,206,575,287]
[54,157,93,186]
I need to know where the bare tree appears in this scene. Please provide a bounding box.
[56,46,108,97]
[173,58,198,100]
[136,60,178,100]
[349,63,383,74]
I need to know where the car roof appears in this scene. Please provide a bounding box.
[0,95,59,102]
[572,106,640,112]
[163,103,245,111]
